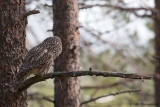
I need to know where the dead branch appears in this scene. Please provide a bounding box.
[79,3,159,18]
[23,10,40,17]
[47,29,53,32]
[44,4,52,7]
[15,70,153,96]
[79,3,156,13]
[132,11,154,18]
[80,89,140,106]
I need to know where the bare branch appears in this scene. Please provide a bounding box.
[80,89,140,106]
[132,12,153,18]
[79,3,156,12]
[23,10,40,17]
[47,29,53,32]
[15,70,153,95]
[79,3,159,18]
[44,4,52,7]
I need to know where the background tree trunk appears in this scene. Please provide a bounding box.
[53,0,80,107]
[154,0,160,106]
[0,1,27,107]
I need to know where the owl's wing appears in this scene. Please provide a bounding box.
[19,46,53,74]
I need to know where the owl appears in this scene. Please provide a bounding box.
[17,36,62,80]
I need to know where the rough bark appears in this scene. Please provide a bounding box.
[53,0,80,107]
[0,1,27,107]
[154,0,160,106]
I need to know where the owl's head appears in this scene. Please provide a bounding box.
[41,36,62,56]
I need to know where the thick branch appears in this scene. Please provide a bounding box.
[23,10,40,17]
[80,89,140,106]
[15,70,153,95]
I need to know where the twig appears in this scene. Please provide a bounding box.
[44,4,52,7]
[79,3,159,18]
[15,70,153,95]
[23,10,40,17]
[80,89,140,106]
[47,29,53,32]
[79,3,157,13]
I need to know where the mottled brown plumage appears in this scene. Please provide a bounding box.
[17,36,62,79]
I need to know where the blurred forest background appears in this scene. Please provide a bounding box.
[25,0,155,107]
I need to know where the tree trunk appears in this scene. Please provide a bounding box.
[0,1,27,107]
[53,0,80,107]
[154,0,160,106]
